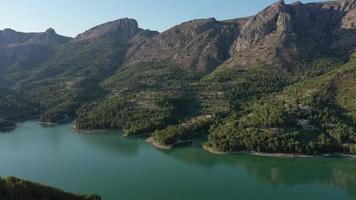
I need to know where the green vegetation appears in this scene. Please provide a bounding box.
[75,94,187,135]
[0,117,15,132]
[205,56,356,155]
[1,26,355,155]
[0,88,40,122]
[76,63,201,135]
[206,111,353,155]
[102,62,198,94]
[152,115,213,145]
[0,176,100,200]
[25,54,355,155]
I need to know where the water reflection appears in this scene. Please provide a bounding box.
[163,147,356,199]
[2,121,355,200]
[76,131,140,157]
[42,122,140,157]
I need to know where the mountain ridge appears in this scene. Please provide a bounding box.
[0,0,355,155]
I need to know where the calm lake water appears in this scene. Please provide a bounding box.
[0,121,355,200]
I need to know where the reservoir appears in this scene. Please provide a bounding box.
[0,121,355,200]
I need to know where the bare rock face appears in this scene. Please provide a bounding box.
[227,0,295,67]
[75,18,141,42]
[1,0,356,76]
[223,0,356,68]
[123,0,356,73]
[331,0,356,51]
[124,18,243,73]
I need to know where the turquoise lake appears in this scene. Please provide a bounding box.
[0,121,355,200]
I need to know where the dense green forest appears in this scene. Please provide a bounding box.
[0,177,100,200]
[0,117,15,132]
[2,53,355,155]
[72,55,356,155]
[205,56,356,155]
[0,88,40,130]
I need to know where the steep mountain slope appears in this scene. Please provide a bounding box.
[124,17,246,74]
[0,28,71,80]
[224,0,356,68]
[76,18,248,134]
[0,28,72,124]
[0,18,159,124]
[18,19,158,123]
[72,1,356,155]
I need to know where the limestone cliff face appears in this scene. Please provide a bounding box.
[74,18,141,42]
[224,0,356,68]
[121,0,356,73]
[124,18,243,73]
[2,0,356,74]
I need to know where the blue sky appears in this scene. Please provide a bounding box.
[0,0,326,37]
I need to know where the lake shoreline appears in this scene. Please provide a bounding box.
[0,125,16,132]
[1,120,356,200]
[146,137,173,150]
[146,137,195,150]
[73,127,121,134]
[202,144,356,158]
[46,122,356,159]
[39,114,72,126]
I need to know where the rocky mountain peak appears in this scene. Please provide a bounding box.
[28,28,71,46]
[2,28,15,34]
[0,27,71,47]
[75,18,140,42]
[45,28,56,35]
[267,0,287,13]
[124,17,241,73]
[273,0,286,8]
[224,0,356,68]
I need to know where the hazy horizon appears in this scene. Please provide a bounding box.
[0,0,327,37]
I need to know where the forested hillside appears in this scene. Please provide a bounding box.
[0,0,355,155]
[0,177,100,200]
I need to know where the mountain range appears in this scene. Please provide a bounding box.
[1,0,356,155]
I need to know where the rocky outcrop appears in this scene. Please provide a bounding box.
[2,0,355,74]
[124,18,243,73]
[28,28,71,46]
[0,28,71,47]
[120,0,356,73]
[75,18,141,42]
[224,0,356,68]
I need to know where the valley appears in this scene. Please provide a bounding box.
[1,0,356,155]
